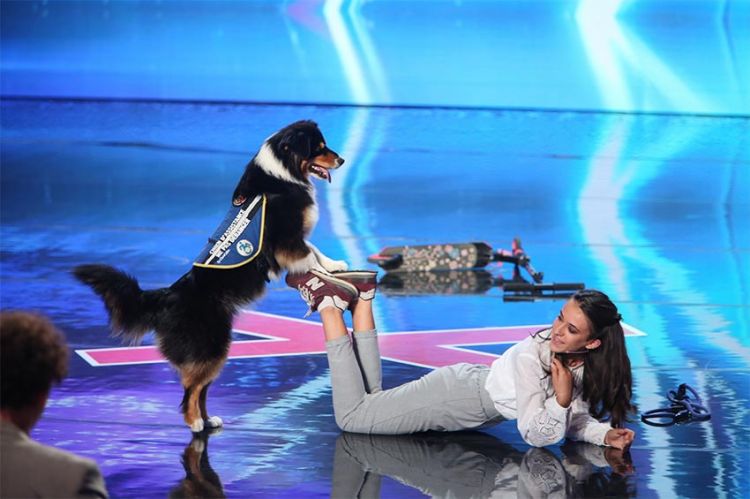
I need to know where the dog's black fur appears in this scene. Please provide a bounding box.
[73,120,347,432]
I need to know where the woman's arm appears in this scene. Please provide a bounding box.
[515,352,571,447]
[566,398,635,449]
[566,398,612,445]
[515,352,632,448]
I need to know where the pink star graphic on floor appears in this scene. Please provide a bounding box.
[76,310,645,370]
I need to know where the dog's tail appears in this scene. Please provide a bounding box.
[72,264,164,344]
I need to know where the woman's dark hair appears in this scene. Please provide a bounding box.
[1,311,69,409]
[573,289,636,427]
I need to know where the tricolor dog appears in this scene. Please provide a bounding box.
[74,120,347,432]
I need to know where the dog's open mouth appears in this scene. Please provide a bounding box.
[308,163,331,183]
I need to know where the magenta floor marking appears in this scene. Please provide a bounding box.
[378,326,546,368]
[76,311,644,369]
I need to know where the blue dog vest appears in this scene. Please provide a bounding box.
[193,194,267,269]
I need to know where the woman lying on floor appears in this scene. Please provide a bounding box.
[286,270,636,449]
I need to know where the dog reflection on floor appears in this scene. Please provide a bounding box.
[332,432,635,498]
[169,429,224,499]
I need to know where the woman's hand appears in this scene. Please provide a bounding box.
[550,356,574,408]
[604,428,635,450]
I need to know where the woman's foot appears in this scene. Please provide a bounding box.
[331,270,378,301]
[286,270,358,315]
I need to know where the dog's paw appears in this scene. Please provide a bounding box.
[205,416,223,429]
[324,259,349,272]
[189,419,205,433]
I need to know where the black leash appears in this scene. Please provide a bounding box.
[641,384,711,427]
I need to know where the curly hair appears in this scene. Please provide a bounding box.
[1,311,69,409]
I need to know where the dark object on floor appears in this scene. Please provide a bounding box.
[641,384,711,427]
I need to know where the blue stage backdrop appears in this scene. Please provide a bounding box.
[1,0,748,115]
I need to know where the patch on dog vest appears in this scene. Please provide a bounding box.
[193,194,266,269]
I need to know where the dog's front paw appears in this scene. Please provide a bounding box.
[205,416,223,429]
[324,260,349,272]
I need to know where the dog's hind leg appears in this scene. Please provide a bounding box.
[199,382,223,429]
[181,382,207,433]
[180,362,223,433]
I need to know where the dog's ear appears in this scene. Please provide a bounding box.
[280,130,311,158]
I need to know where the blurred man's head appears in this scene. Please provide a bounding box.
[1,311,69,432]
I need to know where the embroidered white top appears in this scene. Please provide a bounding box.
[484,330,612,447]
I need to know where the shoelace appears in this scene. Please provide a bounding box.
[641,384,711,427]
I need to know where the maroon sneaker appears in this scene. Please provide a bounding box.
[331,270,378,301]
[286,270,358,316]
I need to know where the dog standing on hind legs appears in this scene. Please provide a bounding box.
[73,120,349,432]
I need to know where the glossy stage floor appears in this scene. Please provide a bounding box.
[1,98,748,498]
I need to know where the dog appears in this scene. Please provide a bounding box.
[73,120,348,432]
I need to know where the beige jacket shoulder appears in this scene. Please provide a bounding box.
[0,420,108,498]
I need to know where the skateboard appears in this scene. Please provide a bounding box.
[368,238,543,283]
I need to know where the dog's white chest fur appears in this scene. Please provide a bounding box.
[303,193,319,236]
[256,142,319,235]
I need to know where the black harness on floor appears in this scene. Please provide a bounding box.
[640,384,711,427]
[193,194,267,269]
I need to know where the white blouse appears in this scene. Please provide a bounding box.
[484,330,612,447]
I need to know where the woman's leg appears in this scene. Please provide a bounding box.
[290,270,501,434]
[320,307,349,341]
[321,308,372,428]
[337,362,499,434]
[351,296,375,332]
[323,302,498,434]
[351,299,382,393]
[286,270,372,424]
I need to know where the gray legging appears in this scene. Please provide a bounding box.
[326,330,504,434]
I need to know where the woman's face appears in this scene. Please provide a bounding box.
[550,299,596,353]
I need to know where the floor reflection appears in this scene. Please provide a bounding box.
[170,428,225,499]
[333,431,635,498]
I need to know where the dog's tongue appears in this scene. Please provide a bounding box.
[310,164,331,183]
